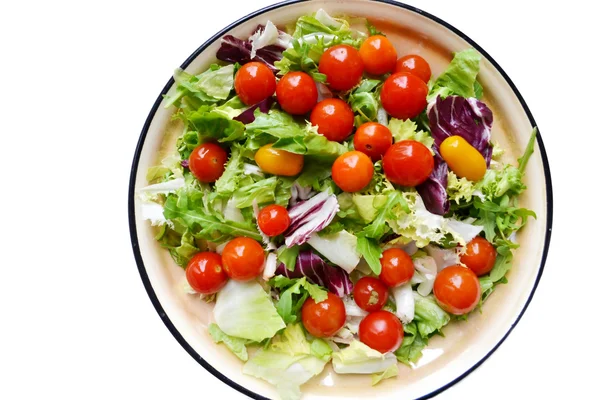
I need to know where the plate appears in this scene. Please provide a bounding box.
[128,1,552,398]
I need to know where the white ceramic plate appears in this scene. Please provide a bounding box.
[128,1,553,399]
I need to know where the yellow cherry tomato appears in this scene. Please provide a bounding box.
[440,136,487,181]
[255,144,304,176]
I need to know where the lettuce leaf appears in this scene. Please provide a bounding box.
[208,323,251,361]
[395,321,427,365]
[269,276,328,324]
[332,340,397,374]
[371,364,399,386]
[165,64,235,107]
[213,280,286,342]
[413,293,450,337]
[427,48,482,101]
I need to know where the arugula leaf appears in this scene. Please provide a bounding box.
[356,234,382,275]
[163,192,262,242]
[269,276,328,324]
[278,246,300,272]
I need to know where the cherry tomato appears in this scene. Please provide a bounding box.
[380,248,414,288]
[221,237,265,281]
[276,72,318,115]
[185,252,228,295]
[380,72,428,120]
[301,292,346,338]
[310,98,355,142]
[359,310,404,353]
[255,144,304,176]
[353,122,393,160]
[332,151,374,192]
[319,44,364,91]
[440,136,487,181]
[353,277,389,312]
[189,143,228,183]
[460,237,497,276]
[359,35,398,75]
[433,265,481,315]
[257,205,290,237]
[394,54,432,83]
[383,140,434,187]
[234,62,276,106]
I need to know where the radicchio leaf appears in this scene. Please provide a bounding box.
[275,251,353,297]
[428,95,494,165]
[417,156,449,215]
[284,191,339,247]
[216,24,287,72]
[233,97,274,124]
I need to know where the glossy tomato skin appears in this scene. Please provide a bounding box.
[353,277,389,312]
[353,122,393,160]
[221,237,265,281]
[394,54,432,83]
[380,72,428,120]
[383,140,434,187]
[302,292,346,338]
[332,151,374,193]
[440,136,487,182]
[185,252,228,295]
[433,265,481,315]
[319,45,364,91]
[359,310,404,353]
[380,248,415,287]
[189,143,228,183]
[255,144,304,176]
[460,237,497,276]
[359,35,398,75]
[310,99,355,142]
[234,62,276,106]
[257,205,290,237]
[276,72,318,115]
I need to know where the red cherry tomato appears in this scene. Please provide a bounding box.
[234,62,276,106]
[310,98,354,142]
[460,237,497,276]
[353,122,393,160]
[221,237,265,281]
[276,71,318,115]
[189,143,228,183]
[332,151,374,192]
[301,292,346,338]
[394,54,432,83]
[380,72,428,120]
[353,277,389,312]
[257,205,290,237]
[318,44,364,91]
[380,248,415,288]
[359,35,398,75]
[185,252,228,295]
[383,140,434,187]
[359,310,404,353]
[433,265,481,315]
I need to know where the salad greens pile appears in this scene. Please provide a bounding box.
[139,9,537,400]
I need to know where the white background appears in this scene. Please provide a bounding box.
[1,0,598,398]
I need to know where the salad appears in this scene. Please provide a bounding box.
[139,9,537,400]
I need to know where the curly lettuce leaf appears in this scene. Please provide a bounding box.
[427,48,482,101]
[388,118,434,149]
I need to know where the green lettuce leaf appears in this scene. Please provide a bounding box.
[208,323,251,361]
[413,293,450,337]
[214,144,244,195]
[274,39,327,83]
[213,280,286,342]
[362,191,406,239]
[246,110,349,160]
[395,322,427,365]
[356,234,382,275]
[371,364,399,386]
[242,324,329,400]
[278,245,301,271]
[165,64,235,107]
[232,176,293,208]
[332,340,397,374]
[428,48,482,101]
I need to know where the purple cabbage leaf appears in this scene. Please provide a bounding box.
[275,250,353,297]
[284,191,339,247]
